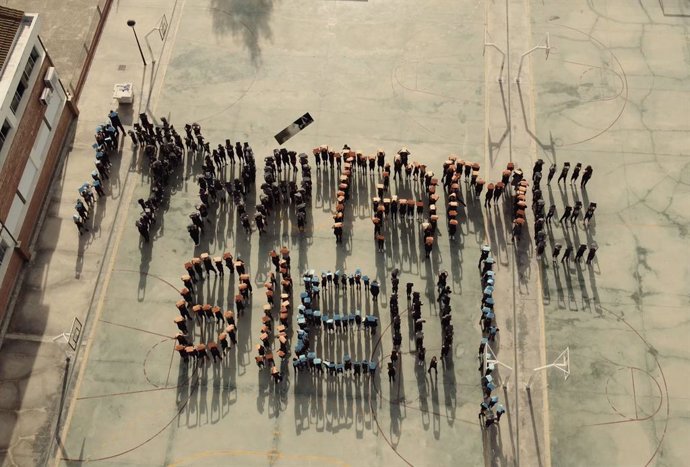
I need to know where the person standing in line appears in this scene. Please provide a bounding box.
[428,356,438,377]
[136,220,149,242]
[552,243,562,263]
[73,214,88,235]
[108,110,126,134]
[93,179,105,198]
[388,363,396,383]
[557,162,571,184]
[376,234,385,253]
[570,202,583,223]
[181,274,194,294]
[174,316,188,334]
[586,244,598,265]
[485,183,494,208]
[559,205,573,224]
[584,202,597,224]
[545,205,556,224]
[575,244,588,262]
[570,162,582,184]
[201,253,216,275]
[214,257,224,277]
[75,200,88,221]
[581,165,593,187]
[532,159,544,179]
[495,404,506,422]
[546,164,557,184]
[187,223,200,246]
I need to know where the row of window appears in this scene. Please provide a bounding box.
[0,119,10,154]
[0,46,43,267]
[10,47,40,114]
[0,47,40,155]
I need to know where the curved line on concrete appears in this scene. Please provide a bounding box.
[550,23,629,147]
[114,268,181,292]
[143,338,176,389]
[586,305,670,467]
[61,367,200,462]
[62,267,200,462]
[603,366,663,423]
[368,314,415,467]
[167,449,351,467]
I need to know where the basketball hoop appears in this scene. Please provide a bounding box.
[483,342,513,389]
[526,347,570,390]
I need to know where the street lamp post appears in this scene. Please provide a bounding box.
[126,20,147,66]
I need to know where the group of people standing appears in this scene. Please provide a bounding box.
[132,113,186,242]
[475,245,506,428]
[253,247,297,383]
[288,269,382,380]
[529,160,599,267]
[72,110,123,235]
[172,252,249,366]
[258,150,313,234]
[185,122,257,245]
[325,145,439,248]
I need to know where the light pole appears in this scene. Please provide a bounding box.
[126,20,147,66]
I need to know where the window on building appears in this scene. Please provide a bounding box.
[26,47,39,77]
[0,120,11,153]
[0,240,8,267]
[10,47,40,114]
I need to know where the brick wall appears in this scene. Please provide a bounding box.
[0,58,52,219]
[0,248,22,315]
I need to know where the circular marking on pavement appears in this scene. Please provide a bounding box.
[605,366,663,422]
[539,23,629,147]
[143,338,177,388]
[167,449,350,467]
[581,305,670,467]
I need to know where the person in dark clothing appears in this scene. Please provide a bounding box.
[583,202,597,224]
[575,244,588,262]
[546,164,557,184]
[581,165,593,188]
[545,205,556,223]
[570,162,582,184]
[109,110,125,134]
[557,162,571,184]
[187,223,200,246]
[427,356,438,377]
[73,214,88,235]
[370,281,380,301]
[586,244,598,265]
[388,363,396,383]
[559,205,573,224]
[136,220,150,242]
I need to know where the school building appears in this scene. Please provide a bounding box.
[0,6,78,322]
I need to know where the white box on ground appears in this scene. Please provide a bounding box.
[113,83,133,104]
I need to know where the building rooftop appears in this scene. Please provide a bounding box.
[0,6,23,73]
